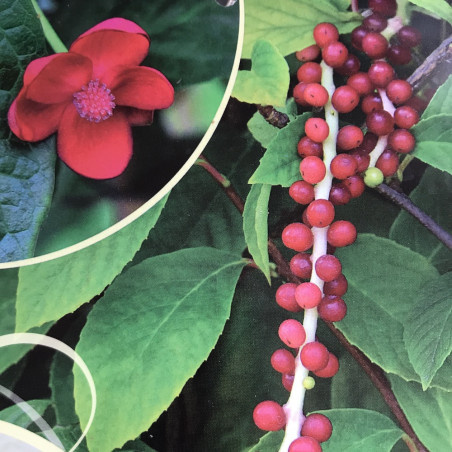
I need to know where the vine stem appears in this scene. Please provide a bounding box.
[197,157,429,452]
[30,0,68,53]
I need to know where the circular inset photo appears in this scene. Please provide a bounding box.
[0,0,242,266]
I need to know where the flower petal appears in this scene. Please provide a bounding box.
[8,90,66,142]
[69,19,150,79]
[58,106,133,179]
[22,54,61,86]
[26,53,92,104]
[112,67,174,110]
[123,107,154,126]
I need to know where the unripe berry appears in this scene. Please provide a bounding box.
[301,413,333,443]
[295,282,323,309]
[364,167,384,187]
[279,319,306,348]
[253,401,286,431]
[282,223,314,252]
[300,156,326,184]
[300,342,329,371]
[275,283,302,312]
[303,376,316,389]
[306,199,335,228]
[314,352,339,378]
[327,220,357,247]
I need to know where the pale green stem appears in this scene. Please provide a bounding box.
[278,61,337,452]
[30,0,68,53]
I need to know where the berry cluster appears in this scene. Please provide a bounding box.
[253,1,423,451]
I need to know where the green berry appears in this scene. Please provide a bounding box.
[364,167,384,187]
[303,376,316,389]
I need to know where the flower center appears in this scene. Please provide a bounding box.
[73,79,116,123]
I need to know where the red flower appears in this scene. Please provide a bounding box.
[8,18,174,179]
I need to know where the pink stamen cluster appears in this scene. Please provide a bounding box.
[73,79,116,122]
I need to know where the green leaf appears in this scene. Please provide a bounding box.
[73,247,245,452]
[0,398,51,427]
[15,195,168,332]
[407,0,452,25]
[232,40,290,107]
[246,431,284,452]
[249,113,310,187]
[389,375,452,452]
[320,409,402,452]
[390,167,452,273]
[403,272,452,389]
[0,0,55,262]
[247,99,297,148]
[242,0,361,58]
[336,234,440,382]
[412,76,452,175]
[243,184,271,283]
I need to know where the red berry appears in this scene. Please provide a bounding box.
[314,352,340,378]
[362,12,388,32]
[322,41,349,68]
[337,125,364,151]
[397,26,421,47]
[303,83,329,107]
[388,129,416,154]
[369,0,397,17]
[293,83,310,106]
[297,136,323,158]
[313,22,339,48]
[290,253,313,279]
[300,156,326,184]
[296,44,321,62]
[332,85,360,113]
[366,110,394,136]
[289,436,322,452]
[342,174,365,198]
[271,348,296,374]
[335,54,360,76]
[362,32,388,59]
[323,273,348,296]
[361,93,383,115]
[301,413,333,443]
[295,282,323,309]
[329,184,351,206]
[347,72,374,97]
[386,79,413,105]
[305,118,329,143]
[387,45,412,66]
[253,401,286,431]
[318,295,347,322]
[300,342,329,371]
[306,199,335,228]
[279,319,306,348]
[282,373,295,391]
[368,61,394,88]
[282,223,314,252]
[376,148,399,176]
[330,154,358,179]
[297,62,322,83]
[351,25,368,51]
[315,254,342,282]
[289,180,316,204]
[393,105,419,129]
[276,283,302,312]
[327,220,357,247]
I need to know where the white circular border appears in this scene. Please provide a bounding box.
[0,0,245,270]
